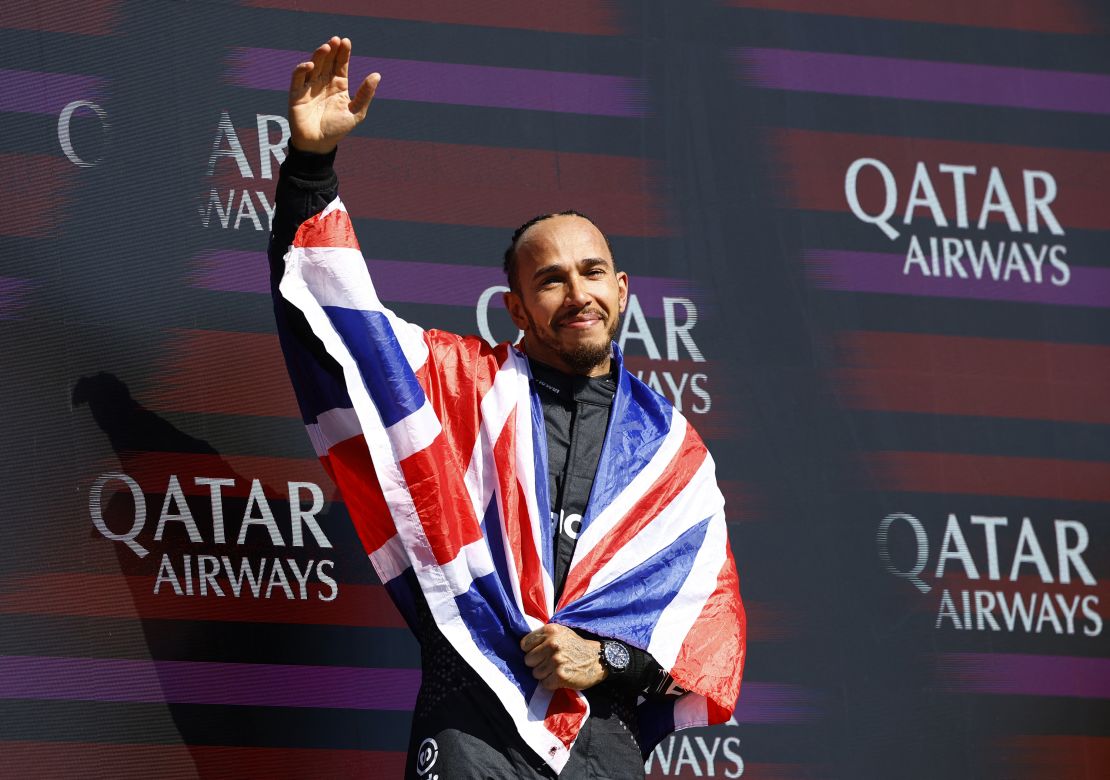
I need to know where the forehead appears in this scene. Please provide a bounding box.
[514,215,612,267]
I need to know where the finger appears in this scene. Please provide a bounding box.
[289,61,313,93]
[335,37,352,79]
[309,41,332,84]
[349,72,381,120]
[520,628,545,653]
[321,35,342,79]
[532,660,554,680]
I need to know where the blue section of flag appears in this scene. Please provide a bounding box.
[323,306,427,427]
[554,517,711,649]
[273,295,354,425]
[457,571,539,701]
[580,351,674,535]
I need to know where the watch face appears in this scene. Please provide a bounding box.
[603,641,630,671]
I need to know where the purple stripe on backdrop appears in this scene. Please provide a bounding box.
[806,250,1110,308]
[191,250,700,317]
[0,655,813,723]
[936,653,1110,700]
[732,681,820,724]
[736,48,1110,116]
[0,276,33,319]
[0,69,104,115]
[0,655,419,710]
[227,48,647,118]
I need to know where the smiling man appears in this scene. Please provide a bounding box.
[503,210,627,376]
[269,37,745,779]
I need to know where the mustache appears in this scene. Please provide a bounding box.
[557,308,607,325]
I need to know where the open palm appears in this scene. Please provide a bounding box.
[288,36,380,154]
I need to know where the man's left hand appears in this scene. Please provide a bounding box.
[521,624,607,691]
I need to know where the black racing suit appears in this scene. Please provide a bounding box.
[270,146,670,778]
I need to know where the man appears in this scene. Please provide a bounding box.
[270,38,745,778]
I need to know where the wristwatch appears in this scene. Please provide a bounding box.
[599,639,631,674]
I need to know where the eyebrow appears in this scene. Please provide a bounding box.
[530,257,611,280]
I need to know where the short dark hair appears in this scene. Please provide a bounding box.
[502,210,615,291]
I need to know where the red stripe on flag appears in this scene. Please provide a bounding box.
[294,205,362,250]
[326,437,394,554]
[0,742,406,780]
[492,407,549,619]
[544,688,589,749]
[864,451,1110,503]
[399,440,485,566]
[0,573,407,627]
[338,137,669,237]
[772,129,1110,232]
[2,1,120,35]
[726,0,1102,35]
[835,331,1110,424]
[557,424,707,610]
[670,546,746,716]
[240,0,621,36]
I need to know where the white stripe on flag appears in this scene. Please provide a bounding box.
[582,456,720,597]
[368,533,408,584]
[386,397,442,461]
[306,406,362,457]
[646,509,729,672]
[570,410,687,567]
[672,692,710,731]
[464,352,521,527]
[288,243,429,371]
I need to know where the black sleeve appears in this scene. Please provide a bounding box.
[617,646,683,700]
[267,145,342,370]
[267,145,339,284]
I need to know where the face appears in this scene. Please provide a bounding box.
[503,215,629,377]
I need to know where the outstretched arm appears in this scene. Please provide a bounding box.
[288,36,380,154]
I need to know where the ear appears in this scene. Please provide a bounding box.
[503,289,530,331]
[616,270,629,313]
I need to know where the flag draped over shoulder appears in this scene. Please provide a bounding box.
[275,198,745,773]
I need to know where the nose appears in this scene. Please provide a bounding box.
[564,274,592,307]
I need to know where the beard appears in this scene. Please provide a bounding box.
[526,307,620,374]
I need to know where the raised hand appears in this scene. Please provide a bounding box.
[288,36,380,154]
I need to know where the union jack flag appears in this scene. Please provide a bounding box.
[275,198,745,773]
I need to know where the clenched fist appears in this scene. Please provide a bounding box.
[520,623,607,691]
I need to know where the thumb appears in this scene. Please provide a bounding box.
[350,72,381,120]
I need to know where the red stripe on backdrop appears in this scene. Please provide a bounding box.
[771,129,1110,232]
[864,451,1110,503]
[991,735,1110,780]
[2,1,120,35]
[0,742,407,780]
[241,0,620,36]
[142,333,738,433]
[726,0,1102,35]
[143,330,300,418]
[557,424,706,609]
[0,572,407,627]
[0,155,76,238]
[835,331,1110,424]
[91,451,333,499]
[337,138,668,237]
